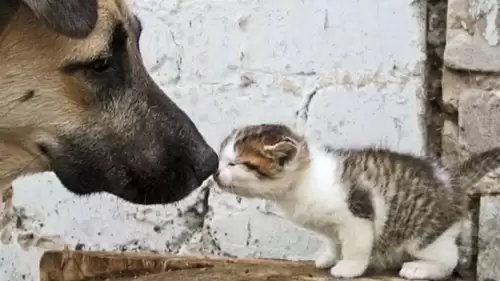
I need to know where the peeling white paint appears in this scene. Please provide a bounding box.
[0,0,427,280]
[469,0,500,46]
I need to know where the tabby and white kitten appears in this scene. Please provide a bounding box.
[213,123,500,280]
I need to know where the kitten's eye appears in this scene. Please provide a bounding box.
[242,161,269,178]
[228,162,236,166]
[89,58,111,73]
[242,162,259,171]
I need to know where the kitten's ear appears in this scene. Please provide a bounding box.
[263,137,299,165]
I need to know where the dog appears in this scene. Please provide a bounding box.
[0,0,219,206]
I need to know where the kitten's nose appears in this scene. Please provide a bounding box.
[213,170,222,186]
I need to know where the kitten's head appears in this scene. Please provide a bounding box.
[214,124,309,200]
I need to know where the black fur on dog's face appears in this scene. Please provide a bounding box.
[1,0,218,205]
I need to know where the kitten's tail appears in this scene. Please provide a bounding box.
[455,147,500,194]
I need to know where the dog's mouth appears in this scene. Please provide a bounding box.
[45,147,206,205]
[107,165,205,205]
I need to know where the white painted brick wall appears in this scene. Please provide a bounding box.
[0,0,427,280]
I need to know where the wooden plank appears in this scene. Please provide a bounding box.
[39,250,420,281]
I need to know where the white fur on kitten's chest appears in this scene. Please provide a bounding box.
[277,148,354,233]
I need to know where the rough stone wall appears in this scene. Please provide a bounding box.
[443,0,500,280]
[0,0,428,280]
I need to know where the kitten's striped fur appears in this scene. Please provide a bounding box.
[214,123,500,280]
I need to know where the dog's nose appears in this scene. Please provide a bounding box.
[193,148,219,184]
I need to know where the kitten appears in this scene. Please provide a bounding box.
[213,123,500,280]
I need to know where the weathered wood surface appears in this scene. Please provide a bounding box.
[39,250,423,281]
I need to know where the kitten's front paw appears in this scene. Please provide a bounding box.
[314,250,337,269]
[330,259,368,278]
[399,261,452,280]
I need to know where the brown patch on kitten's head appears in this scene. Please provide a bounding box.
[231,124,309,178]
[215,124,310,199]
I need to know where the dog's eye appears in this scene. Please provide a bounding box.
[89,58,111,73]
[36,143,50,157]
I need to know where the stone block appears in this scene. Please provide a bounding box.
[443,68,500,118]
[477,196,500,281]
[442,69,467,113]
[457,205,475,271]
[458,79,500,196]
[442,119,461,166]
[459,85,500,154]
[444,0,500,72]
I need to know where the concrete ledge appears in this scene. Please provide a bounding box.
[38,250,462,281]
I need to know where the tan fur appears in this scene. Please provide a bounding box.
[0,1,132,190]
[0,0,218,208]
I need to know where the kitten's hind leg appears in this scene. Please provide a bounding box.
[400,223,461,280]
[330,218,373,278]
[315,236,340,269]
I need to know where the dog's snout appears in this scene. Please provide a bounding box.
[193,148,219,184]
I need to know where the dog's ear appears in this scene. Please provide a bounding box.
[21,0,98,38]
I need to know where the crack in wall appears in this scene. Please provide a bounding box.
[426,0,480,276]
[425,0,448,158]
[294,78,323,134]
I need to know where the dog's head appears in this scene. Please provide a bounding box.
[0,0,218,204]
